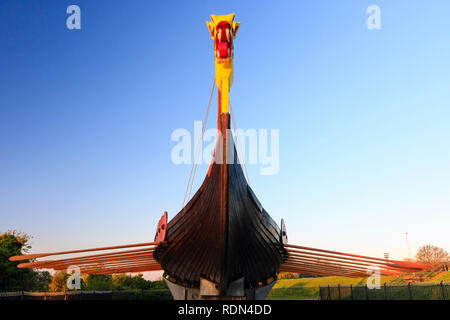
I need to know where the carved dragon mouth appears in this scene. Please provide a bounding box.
[215,21,233,61]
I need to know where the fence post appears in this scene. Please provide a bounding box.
[408,282,413,300]
[384,283,387,300]
[350,284,354,300]
[327,285,331,300]
[441,281,446,300]
[365,284,369,300]
[21,291,24,301]
[337,284,341,299]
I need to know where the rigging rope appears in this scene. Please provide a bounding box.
[182,78,216,208]
[230,101,250,185]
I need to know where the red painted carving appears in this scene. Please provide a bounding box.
[154,211,168,242]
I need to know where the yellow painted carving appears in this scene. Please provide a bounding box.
[206,13,240,114]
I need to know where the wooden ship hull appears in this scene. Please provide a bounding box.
[154,113,286,299]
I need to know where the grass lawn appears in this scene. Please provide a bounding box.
[267,276,368,300]
[424,272,450,283]
[267,274,448,300]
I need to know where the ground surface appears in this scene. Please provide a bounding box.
[267,273,450,300]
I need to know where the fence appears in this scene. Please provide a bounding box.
[320,281,450,300]
[3,284,449,300]
[0,289,172,300]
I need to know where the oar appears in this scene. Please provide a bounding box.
[9,241,163,261]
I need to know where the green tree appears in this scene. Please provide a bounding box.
[148,280,167,289]
[112,273,164,290]
[112,273,134,290]
[127,273,151,290]
[32,271,52,291]
[49,271,70,292]
[82,274,113,290]
[0,230,37,291]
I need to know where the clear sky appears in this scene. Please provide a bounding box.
[1,1,449,279]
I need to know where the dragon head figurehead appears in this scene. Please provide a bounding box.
[207,14,240,112]
[206,14,240,61]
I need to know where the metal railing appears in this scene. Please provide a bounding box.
[3,283,448,300]
[0,289,172,300]
[320,281,450,300]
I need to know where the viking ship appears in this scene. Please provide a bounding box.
[10,14,429,300]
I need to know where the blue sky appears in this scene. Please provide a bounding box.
[1,0,449,277]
